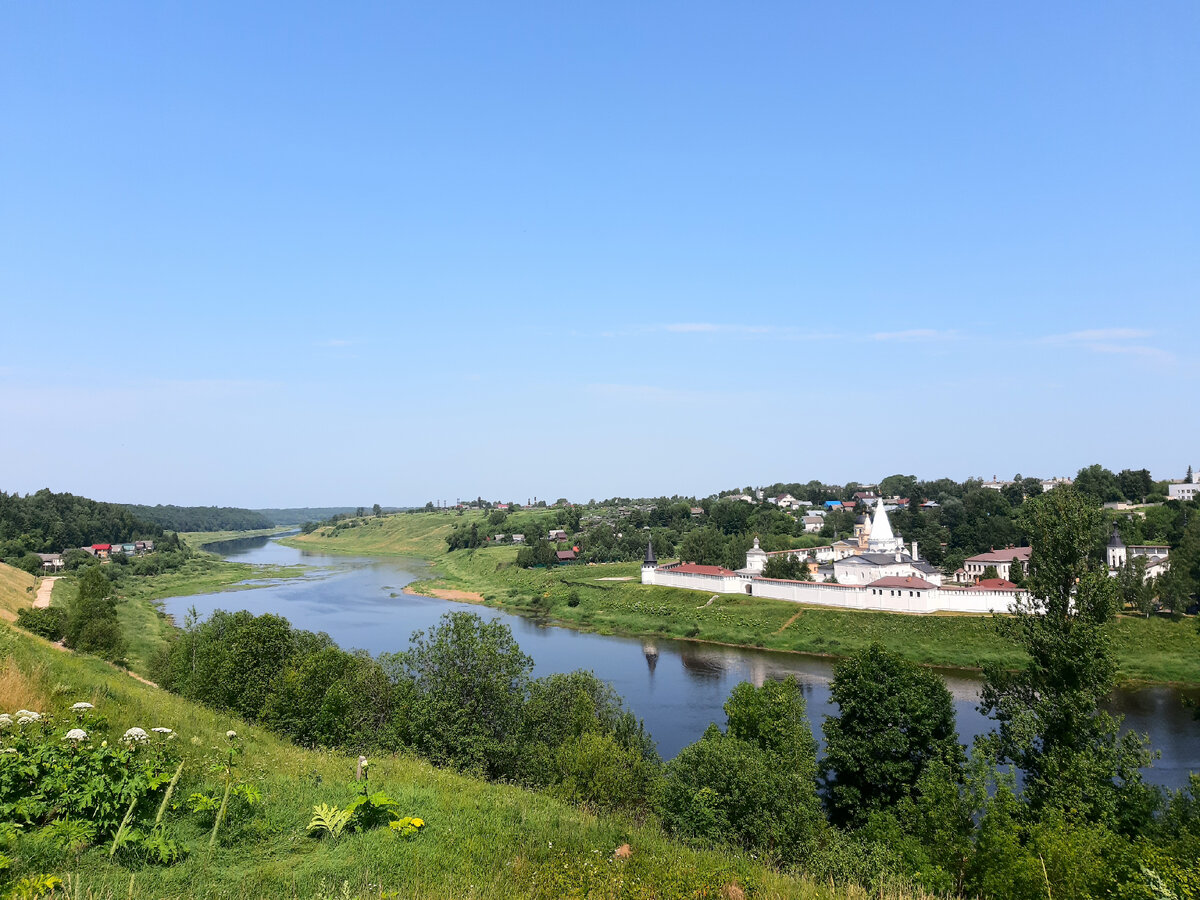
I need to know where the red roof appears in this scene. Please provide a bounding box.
[92,544,111,551]
[670,563,737,576]
[867,576,935,590]
[555,550,576,560]
[966,547,1032,564]
[971,578,1020,591]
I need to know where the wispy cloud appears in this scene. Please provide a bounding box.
[661,323,772,335]
[869,329,959,343]
[1039,329,1173,363]
[1043,328,1153,343]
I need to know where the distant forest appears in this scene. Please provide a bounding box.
[120,504,274,532]
[0,489,162,557]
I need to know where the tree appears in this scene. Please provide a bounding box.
[763,553,812,580]
[64,565,126,663]
[1115,556,1153,617]
[372,503,382,517]
[402,612,533,777]
[1117,469,1153,505]
[659,678,822,860]
[978,488,1153,826]
[356,506,365,518]
[1074,464,1123,503]
[821,644,964,827]
[1008,555,1026,587]
[1188,465,1195,484]
[980,564,1000,581]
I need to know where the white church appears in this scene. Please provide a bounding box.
[642,497,1029,615]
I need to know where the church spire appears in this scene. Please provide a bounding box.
[644,539,657,566]
[866,496,902,553]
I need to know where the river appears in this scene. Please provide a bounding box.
[161,534,1200,789]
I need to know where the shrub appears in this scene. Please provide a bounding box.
[14,609,66,642]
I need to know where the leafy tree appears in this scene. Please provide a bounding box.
[762,553,812,580]
[1157,515,1200,612]
[1115,556,1153,617]
[978,488,1153,827]
[1008,555,1026,587]
[64,565,126,662]
[660,678,822,860]
[980,564,999,581]
[1117,469,1153,504]
[1074,464,1123,503]
[821,644,964,827]
[372,503,382,517]
[402,612,532,777]
[677,526,727,566]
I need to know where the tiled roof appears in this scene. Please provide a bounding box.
[965,547,1032,564]
[971,578,1020,590]
[867,576,935,589]
[669,563,738,576]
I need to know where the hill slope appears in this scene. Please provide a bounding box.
[0,623,858,900]
[0,560,36,622]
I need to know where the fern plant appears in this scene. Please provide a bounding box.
[307,804,353,839]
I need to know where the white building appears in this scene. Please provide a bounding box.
[1168,476,1199,502]
[642,502,1013,614]
[1106,526,1170,580]
[962,547,1032,582]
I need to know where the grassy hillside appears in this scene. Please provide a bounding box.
[0,623,889,900]
[0,561,37,622]
[284,512,1200,685]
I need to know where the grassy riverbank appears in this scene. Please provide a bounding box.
[0,623,887,900]
[285,511,1200,685]
[44,553,308,675]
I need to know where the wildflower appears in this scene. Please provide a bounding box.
[64,729,88,742]
[151,727,173,735]
[122,727,149,744]
[71,702,94,711]
[16,716,35,727]
[411,818,424,828]
[0,714,11,729]
[0,748,16,754]
[15,710,40,721]
[226,730,237,740]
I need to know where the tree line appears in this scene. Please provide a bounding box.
[119,504,273,533]
[0,489,163,568]
[139,489,1200,898]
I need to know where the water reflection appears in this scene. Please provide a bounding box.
[159,535,1200,788]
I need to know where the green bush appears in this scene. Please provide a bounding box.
[14,608,66,642]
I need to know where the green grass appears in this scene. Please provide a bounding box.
[180,527,291,549]
[285,512,1200,686]
[0,624,884,900]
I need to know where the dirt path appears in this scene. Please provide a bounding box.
[33,576,58,609]
[774,608,805,634]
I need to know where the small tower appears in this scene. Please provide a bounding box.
[745,536,768,574]
[1107,525,1127,571]
[641,539,658,585]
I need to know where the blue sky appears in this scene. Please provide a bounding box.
[1,2,1197,507]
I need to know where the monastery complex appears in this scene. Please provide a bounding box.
[641,497,1030,614]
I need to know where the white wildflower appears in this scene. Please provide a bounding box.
[16,717,35,727]
[71,702,95,711]
[0,748,16,754]
[64,729,88,742]
[15,710,40,721]
[122,727,149,744]
[0,714,11,729]
[225,730,237,739]
[151,727,173,735]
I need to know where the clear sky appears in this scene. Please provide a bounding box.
[2,3,1197,507]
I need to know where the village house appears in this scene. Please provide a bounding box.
[962,547,1032,582]
[547,529,568,542]
[36,553,64,572]
[802,515,823,533]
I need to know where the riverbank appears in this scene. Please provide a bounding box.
[285,512,1200,686]
[46,552,309,674]
[0,623,861,900]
